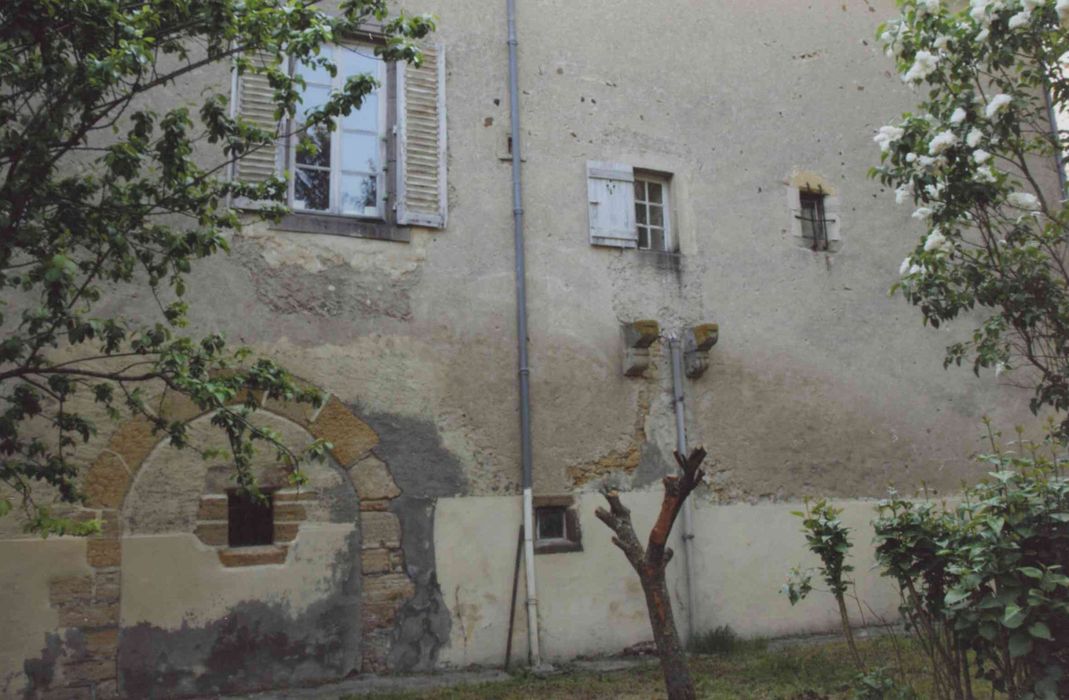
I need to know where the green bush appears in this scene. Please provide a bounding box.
[874,427,1069,699]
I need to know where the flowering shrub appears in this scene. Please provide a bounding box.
[873,424,1069,699]
[872,0,1069,432]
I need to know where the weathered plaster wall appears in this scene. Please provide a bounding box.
[433,493,901,666]
[0,540,92,698]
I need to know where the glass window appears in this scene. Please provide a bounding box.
[634,173,671,251]
[291,45,385,218]
[798,190,828,251]
[536,506,567,541]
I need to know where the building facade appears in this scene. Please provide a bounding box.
[0,0,1048,697]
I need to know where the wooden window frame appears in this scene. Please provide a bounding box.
[286,42,389,222]
[634,171,673,253]
[534,496,582,555]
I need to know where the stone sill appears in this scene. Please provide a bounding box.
[217,545,289,567]
[270,213,411,243]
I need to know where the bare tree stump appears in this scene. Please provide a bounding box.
[595,447,707,700]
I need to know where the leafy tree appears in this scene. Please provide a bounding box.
[0,1,433,534]
[873,0,1069,430]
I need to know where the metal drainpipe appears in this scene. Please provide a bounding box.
[506,0,542,668]
[668,334,698,646]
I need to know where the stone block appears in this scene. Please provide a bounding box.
[62,659,115,684]
[49,576,93,606]
[104,417,159,472]
[58,604,119,629]
[361,512,401,549]
[309,397,378,467]
[361,630,391,672]
[217,546,287,567]
[196,496,228,520]
[275,490,317,503]
[362,573,415,606]
[194,523,228,547]
[97,510,120,538]
[274,502,306,522]
[361,548,392,575]
[273,522,299,543]
[261,382,326,428]
[84,629,119,658]
[94,679,119,699]
[82,453,130,510]
[40,686,94,700]
[157,389,203,424]
[86,540,121,569]
[350,455,401,501]
[360,499,390,512]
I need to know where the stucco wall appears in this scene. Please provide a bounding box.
[434,493,901,666]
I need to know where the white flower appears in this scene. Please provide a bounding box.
[903,50,939,82]
[966,128,984,147]
[975,27,990,42]
[920,0,941,13]
[950,107,967,124]
[995,361,1006,378]
[974,166,997,183]
[913,207,934,219]
[933,35,950,50]
[973,148,992,164]
[924,228,949,252]
[906,152,918,163]
[1021,0,1043,9]
[909,263,924,276]
[874,125,906,152]
[895,184,913,205]
[925,182,945,198]
[1008,10,1030,29]
[929,130,958,155]
[899,257,912,276]
[970,0,992,24]
[985,94,1013,118]
[1007,191,1040,210]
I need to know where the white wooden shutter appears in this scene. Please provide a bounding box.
[587,161,637,248]
[231,52,284,209]
[395,43,447,228]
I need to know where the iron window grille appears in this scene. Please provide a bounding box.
[797,188,830,252]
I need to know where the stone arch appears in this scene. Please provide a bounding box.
[43,378,412,698]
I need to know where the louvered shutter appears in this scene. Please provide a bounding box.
[587,162,637,248]
[395,43,447,228]
[231,52,284,209]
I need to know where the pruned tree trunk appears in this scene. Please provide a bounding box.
[595,447,707,700]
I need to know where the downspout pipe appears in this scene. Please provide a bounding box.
[506,0,542,668]
[668,334,698,646]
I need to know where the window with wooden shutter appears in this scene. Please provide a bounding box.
[587,162,637,248]
[232,51,284,208]
[395,43,447,228]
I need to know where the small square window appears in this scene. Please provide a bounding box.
[228,489,274,548]
[534,498,582,554]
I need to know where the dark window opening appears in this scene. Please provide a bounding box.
[534,499,582,554]
[536,506,567,541]
[228,489,275,548]
[798,189,829,252]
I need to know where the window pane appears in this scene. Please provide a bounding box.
[341,173,378,215]
[340,48,382,83]
[294,167,330,211]
[647,181,663,204]
[650,228,665,251]
[634,180,646,201]
[340,131,379,173]
[635,202,647,226]
[537,508,565,540]
[648,205,663,228]
[296,126,331,167]
[341,91,378,132]
[638,226,650,249]
[298,84,331,121]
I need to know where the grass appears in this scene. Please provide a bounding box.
[349,636,1004,699]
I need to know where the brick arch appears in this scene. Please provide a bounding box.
[45,380,413,697]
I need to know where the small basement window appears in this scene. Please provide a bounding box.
[228,489,275,548]
[797,189,829,252]
[534,497,582,554]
